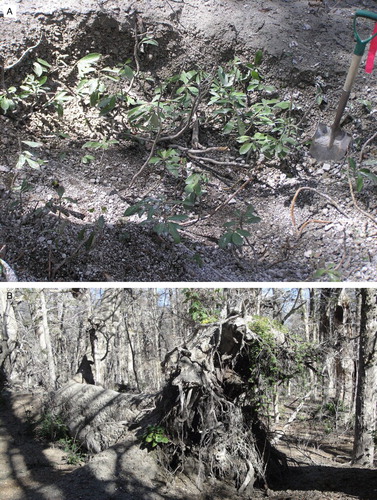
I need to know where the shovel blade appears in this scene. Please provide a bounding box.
[310,123,352,162]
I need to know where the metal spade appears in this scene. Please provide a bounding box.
[310,10,377,162]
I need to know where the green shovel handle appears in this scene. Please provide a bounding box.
[354,10,377,56]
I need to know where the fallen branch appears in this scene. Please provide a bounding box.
[271,391,312,446]
[188,153,249,169]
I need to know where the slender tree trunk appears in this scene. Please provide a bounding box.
[353,289,377,466]
[39,290,57,389]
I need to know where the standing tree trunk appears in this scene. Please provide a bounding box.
[353,289,377,466]
[39,290,57,389]
[0,289,18,385]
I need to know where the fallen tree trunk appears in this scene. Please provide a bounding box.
[53,380,157,453]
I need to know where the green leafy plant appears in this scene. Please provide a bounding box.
[19,58,51,100]
[58,436,85,465]
[236,99,295,158]
[36,412,69,442]
[219,205,261,249]
[348,157,377,193]
[76,52,102,78]
[313,263,341,282]
[183,172,208,207]
[149,148,184,178]
[124,197,187,243]
[49,90,73,117]
[183,289,220,324]
[11,179,34,211]
[77,214,106,251]
[141,425,170,449]
[0,85,18,113]
[15,141,47,170]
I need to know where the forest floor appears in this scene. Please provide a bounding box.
[0,390,376,499]
[2,0,377,282]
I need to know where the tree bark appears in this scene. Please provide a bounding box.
[353,288,377,466]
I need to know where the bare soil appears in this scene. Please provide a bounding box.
[1,390,376,499]
[1,0,377,282]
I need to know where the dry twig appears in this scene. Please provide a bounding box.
[359,130,377,162]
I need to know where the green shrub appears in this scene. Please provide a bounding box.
[141,425,170,449]
[36,412,69,442]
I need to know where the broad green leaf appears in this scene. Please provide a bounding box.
[223,120,235,134]
[356,176,364,193]
[348,157,357,171]
[124,204,142,217]
[33,62,43,77]
[121,65,134,80]
[56,186,65,198]
[98,95,117,114]
[239,142,252,154]
[0,97,12,112]
[78,53,101,63]
[237,135,251,143]
[26,158,41,169]
[168,223,181,243]
[84,232,95,251]
[77,53,101,76]
[359,168,377,184]
[81,154,95,164]
[16,154,26,169]
[22,140,43,148]
[36,58,51,68]
[141,37,158,46]
[274,101,291,109]
[97,215,105,229]
[154,222,167,235]
[218,233,232,249]
[231,232,244,246]
[236,229,251,237]
[149,156,161,164]
[255,49,263,66]
[90,91,100,107]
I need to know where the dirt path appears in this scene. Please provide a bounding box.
[0,392,79,500]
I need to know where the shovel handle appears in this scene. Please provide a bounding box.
[354,10,377,55]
